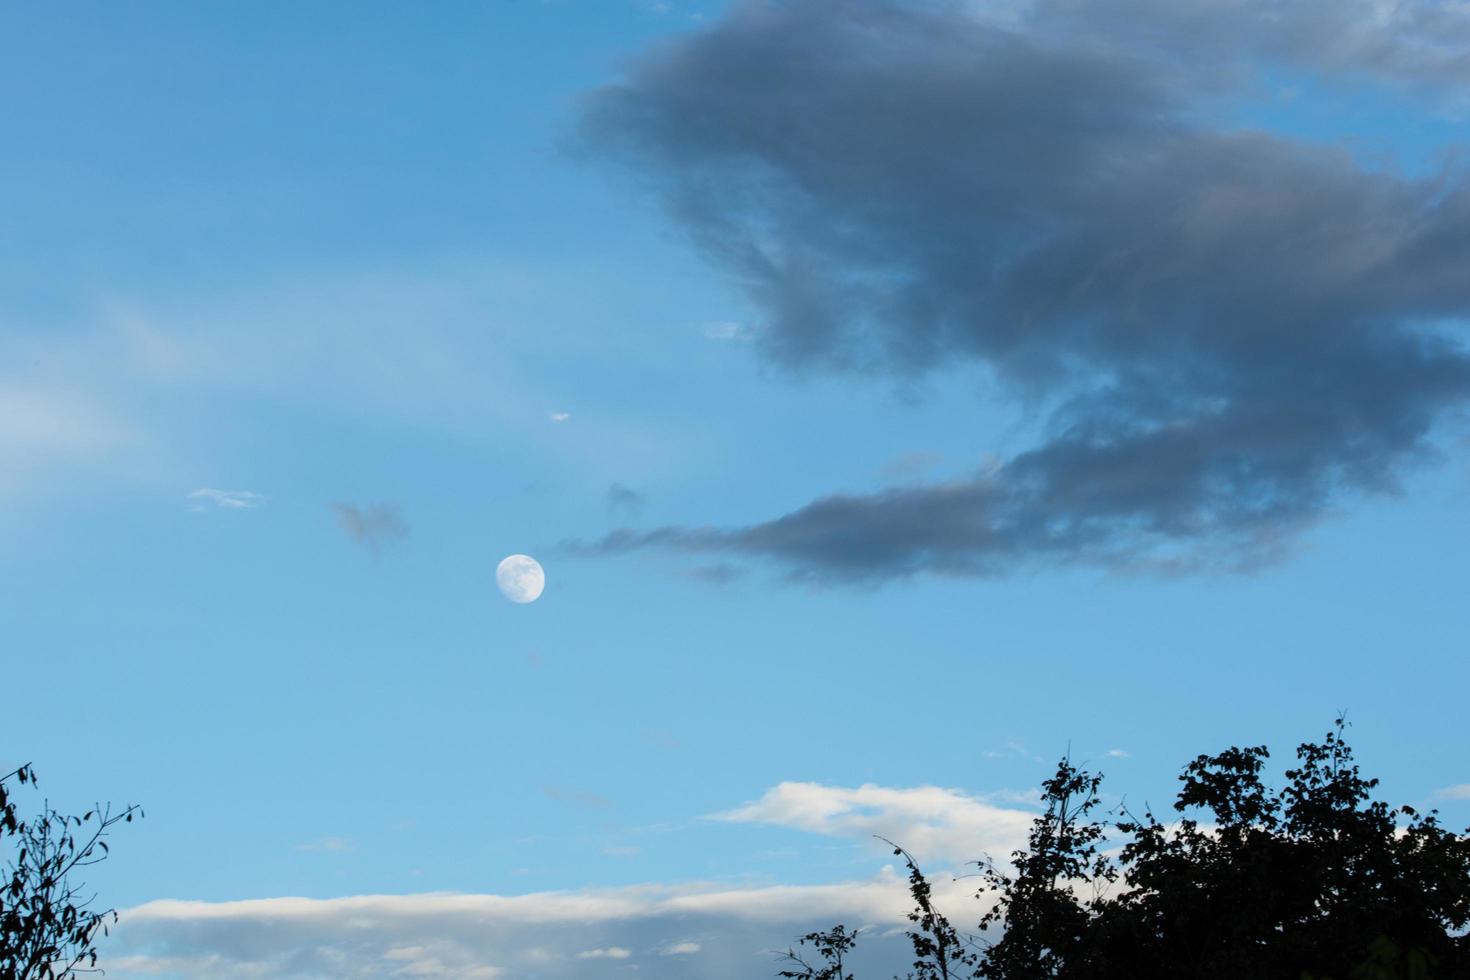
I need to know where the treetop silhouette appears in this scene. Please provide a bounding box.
[784,719,1470,980]
[1,764,140,980]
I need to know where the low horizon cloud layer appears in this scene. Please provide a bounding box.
[93,760,1470,978]
[103,876,930,980]
[101,778,1038,980]
[570,0,1470,583]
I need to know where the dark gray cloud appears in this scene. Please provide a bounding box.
[1027,0,1470,96]
[683,563,747,586]
[330,501,409,555]
[606,482,647,517]
[572,0,1470,583]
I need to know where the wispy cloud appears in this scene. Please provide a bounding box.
[0,382,145,499]
[188,488,266,511]
[295,836,354,854]
[1434,784,1470,800]
[0,383,139,458]
[682,563,745,586]
[701,320,749,342]
[576,947,631,960]
[0,265,564,515]
[606,482,646,517]
[549,411,571,423]
[387,946,502,979]
[330,502,409,555]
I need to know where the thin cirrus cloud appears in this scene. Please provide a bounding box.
[702,320,749,342]
[330,501,409,555]
[0,382,143,499]
[568,0,1470,584]
[187,488,266,511]
[0,383,139,459]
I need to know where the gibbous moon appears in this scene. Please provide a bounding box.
[497,554,545,604]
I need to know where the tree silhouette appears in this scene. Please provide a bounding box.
[1,764,141,979]
[779,925,861,980]
[785,719,1470,980]
[973,757,1115,979]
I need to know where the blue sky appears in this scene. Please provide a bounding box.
[4,1,1470,977]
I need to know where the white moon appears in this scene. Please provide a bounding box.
[497,554,545,604]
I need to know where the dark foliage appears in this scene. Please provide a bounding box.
[779,925,861,980]
[1,764,141,979]
[785,719,1470,980]
[887,837,977,980]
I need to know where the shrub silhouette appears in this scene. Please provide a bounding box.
[784,719,1470,980]
[1,764,141,979]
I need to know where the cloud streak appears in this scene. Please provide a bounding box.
[573,0,1470,583]
[0,381,145,499]
[188,489,266,511]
